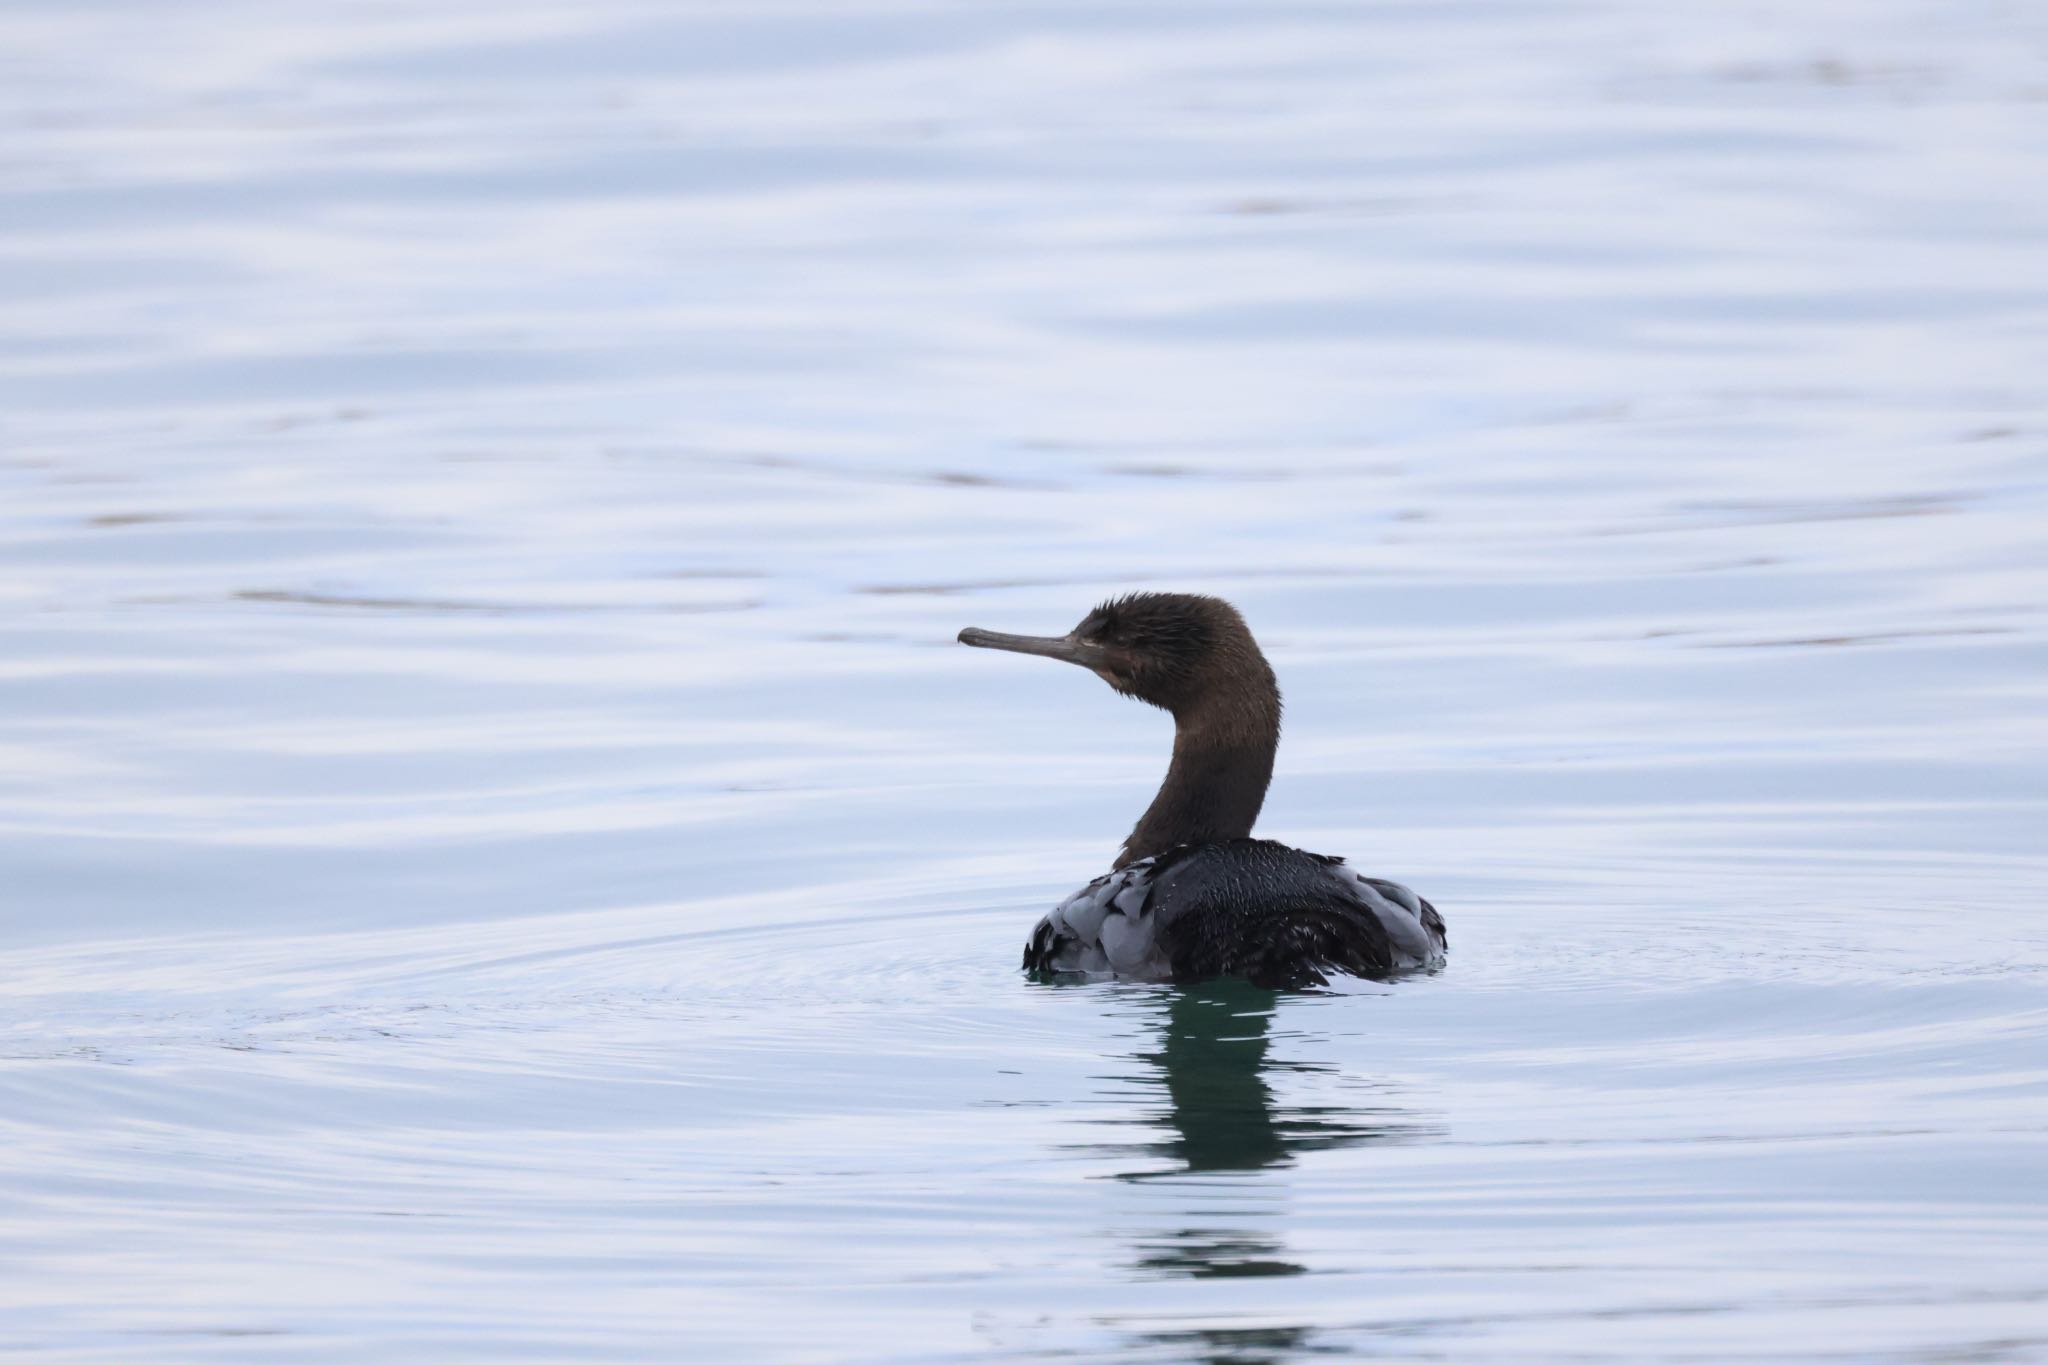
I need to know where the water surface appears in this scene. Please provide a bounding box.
[4,1,2048,1359]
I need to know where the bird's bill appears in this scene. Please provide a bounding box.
[957,627,1104,669]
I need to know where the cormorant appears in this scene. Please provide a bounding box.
[960,592,1446,988]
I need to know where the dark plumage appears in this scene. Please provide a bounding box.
[959,592,1446,988]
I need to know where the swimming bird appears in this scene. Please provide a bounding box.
[959,592,1445,988]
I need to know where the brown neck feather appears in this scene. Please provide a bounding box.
[1116,675,1281,869]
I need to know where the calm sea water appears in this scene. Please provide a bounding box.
[4,1,2048,1360]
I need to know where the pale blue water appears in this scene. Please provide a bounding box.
[4,1,2048,1360]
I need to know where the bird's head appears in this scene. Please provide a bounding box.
[959,592,1276,721]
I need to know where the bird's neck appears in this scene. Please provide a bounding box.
[1117,684,1280,869]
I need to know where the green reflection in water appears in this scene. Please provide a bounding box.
[1108,981,1436,1362]
[1125,980,1429,1182]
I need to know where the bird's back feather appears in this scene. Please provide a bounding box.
[1023,838,1444,988]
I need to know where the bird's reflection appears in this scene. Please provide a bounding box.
[1120,980,1425,1185]
[1092,981,1434,1362]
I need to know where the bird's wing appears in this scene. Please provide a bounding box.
[1356,874,1448,965]
[1022,856,1167,978]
